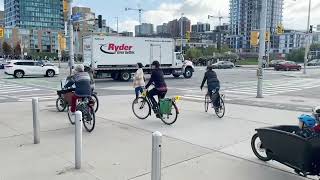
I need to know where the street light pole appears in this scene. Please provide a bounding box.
[303,0,312,75]
[257,0,268,98]
[68,0,74,75]
[180,13,184,54]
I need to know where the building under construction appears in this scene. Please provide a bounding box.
[229,0,284,52]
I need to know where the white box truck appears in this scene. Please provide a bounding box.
[83,35,194,81]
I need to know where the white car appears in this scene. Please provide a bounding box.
[4,60,59,78]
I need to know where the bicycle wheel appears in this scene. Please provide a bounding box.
[132,97,151,119]
[56,97,66,112]
[67,106,75,125]
[204,94,210,112]
[160,101,179,125]
[215,97,225,118]
[83,106,95,132]
[92,94,99,113]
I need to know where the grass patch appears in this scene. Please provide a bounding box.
[237,58,258,65]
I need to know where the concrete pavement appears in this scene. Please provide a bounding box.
[0,95,316,180]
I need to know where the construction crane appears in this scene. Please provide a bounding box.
[208,13,227,26]
[125,7,144,25]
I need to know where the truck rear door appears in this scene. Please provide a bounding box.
[150,44,161,65]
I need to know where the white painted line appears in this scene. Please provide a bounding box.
[0,87,35,93]
[0,89,41,94]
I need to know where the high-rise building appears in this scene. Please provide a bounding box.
[156,23,168,34]
[192,23,210,33]
[0,11,4,27]
[73,7,95,32]
[4,0,64,30]
[167,19,179,38]
[179,17,191,38]
[135,23,154,37]
[229,0,284,51]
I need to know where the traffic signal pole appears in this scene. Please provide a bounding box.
[68,0,74,75]
[257,0,268,98]
[303,0,312,75]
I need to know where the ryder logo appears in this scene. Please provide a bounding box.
[100,43,135,54]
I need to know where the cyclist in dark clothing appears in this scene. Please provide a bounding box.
[145,61,167,113]
[200,65,220,109]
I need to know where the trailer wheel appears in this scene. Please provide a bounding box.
[183,67,193,79]
[120,71,131,81]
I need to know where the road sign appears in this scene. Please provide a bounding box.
[0,27,4,38]
[71,13,82,22]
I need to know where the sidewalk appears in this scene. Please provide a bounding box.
[0,96,313,180]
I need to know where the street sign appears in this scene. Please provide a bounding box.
[71,14,82,22]
[0,27,4,38]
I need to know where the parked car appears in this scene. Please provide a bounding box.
[269,59,285,67]
[212,61,235,69]
[4,60,59,78]
[307,59,320,66]
[274,61,301,71]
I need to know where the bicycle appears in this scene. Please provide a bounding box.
[67,97,96,132]
[132,90,180,125]
[56,79,99,113]
[204,88,225,118]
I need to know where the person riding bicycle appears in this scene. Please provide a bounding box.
[200,65,220,111]
[64,64,92,113]
[145,61,167,115]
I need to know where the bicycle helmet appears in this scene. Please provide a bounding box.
[312,106,320,122]
[298,114,316,128]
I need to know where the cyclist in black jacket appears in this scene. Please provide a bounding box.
[145,61,167,114]
[200,65,220,110]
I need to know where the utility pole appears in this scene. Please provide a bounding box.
[68,0,74,75]
[303,0,312,75]
[257,0,268,98]
[180,13,184,54]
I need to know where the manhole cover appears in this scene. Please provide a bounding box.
[290,99,305,103]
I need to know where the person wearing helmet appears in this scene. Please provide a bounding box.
[296,114,317,138]
[145,61,167,115]
[200,65,220,110]
[64,64,92,113]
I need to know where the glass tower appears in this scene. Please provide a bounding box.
[4,0,64,30]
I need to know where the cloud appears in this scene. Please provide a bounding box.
[117,19,139,34]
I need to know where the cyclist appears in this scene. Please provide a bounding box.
[145,61,167,115]
[64,64,92,114]
[200,65,220,111]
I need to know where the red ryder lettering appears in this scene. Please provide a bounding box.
[108,43,133,51]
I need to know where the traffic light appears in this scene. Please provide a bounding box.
[309,25,313,33]
[186,31,191,42]
[0,27,4,38]
[265,31,270,42]
[276,24,284,35]
[98,15,102,28]
[250,31,259,46]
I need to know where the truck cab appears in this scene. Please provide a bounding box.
[173,52,194,79]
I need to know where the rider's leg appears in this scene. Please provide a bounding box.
[148,88,158,109]
[71,94,79,113]
[213,87,221,107]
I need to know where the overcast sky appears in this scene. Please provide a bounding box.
[1,0,320,32]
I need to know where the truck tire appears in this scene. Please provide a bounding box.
[183,67,193,79]
[120,71,131,81]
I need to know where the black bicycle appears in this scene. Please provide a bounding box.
[132,90,180,125]
[204,89,225,118]
[67,97,96,132]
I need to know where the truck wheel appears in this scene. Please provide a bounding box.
[120,71,131,81]
[183,67,193,79]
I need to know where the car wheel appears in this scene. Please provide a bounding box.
[14,70,24,78]
[46,70,55,77]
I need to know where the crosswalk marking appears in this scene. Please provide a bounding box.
[0,81,56,103]
[181,78,320,101]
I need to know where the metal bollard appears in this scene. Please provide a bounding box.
[151,131,162,180]
[75,111,82,169]
[32,98,40,144]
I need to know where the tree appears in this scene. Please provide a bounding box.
[2,42,13,58]
[185,48,202,60]
[14,44,21,57]
[286,48,305,62]
[310,43,320,51]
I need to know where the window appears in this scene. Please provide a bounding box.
[15,62,35,66]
